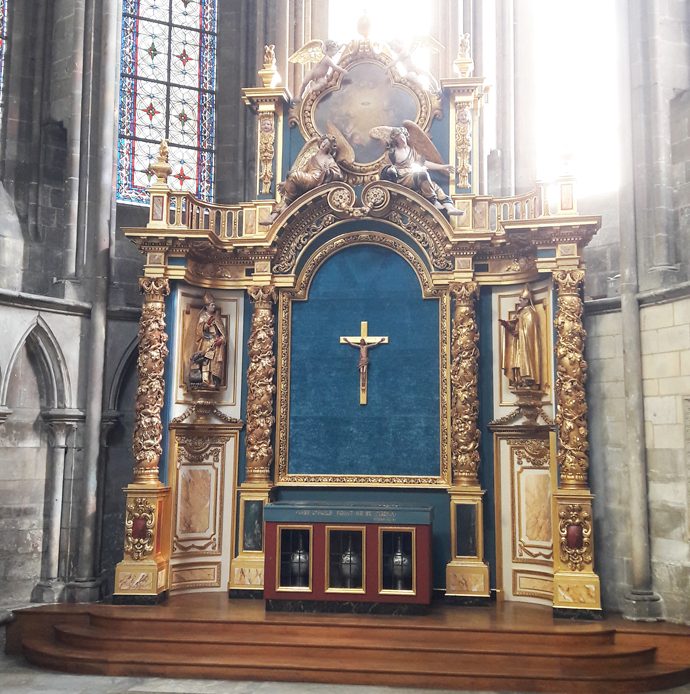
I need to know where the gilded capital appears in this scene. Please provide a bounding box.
[248,285,277,308]
[139,277,170,303]
[449,282,481,486]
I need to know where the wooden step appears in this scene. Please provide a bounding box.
[23,634,690,694]
[87,610,619,649]
[52,622,657,672]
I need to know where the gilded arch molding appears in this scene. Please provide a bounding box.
[271,181,455,280]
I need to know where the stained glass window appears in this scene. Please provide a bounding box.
[118,0,217,205]
[0,0,9,130]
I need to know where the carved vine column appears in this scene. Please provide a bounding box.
[230,285,277,595]
[551,269,601,615]
[445,282,489,599]
[114,277,172,603]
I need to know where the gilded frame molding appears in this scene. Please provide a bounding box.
[275,233,450,487]
[288,42,442,186]
[324,525,367,595]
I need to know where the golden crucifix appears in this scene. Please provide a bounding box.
[340,321,389,405]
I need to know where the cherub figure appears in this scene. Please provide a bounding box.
[261,134,351,225]
[370,120,463,218]
[389,37,442,94]
[289,39,346,101]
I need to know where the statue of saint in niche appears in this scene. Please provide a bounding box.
[189,292,226,390]
[370,121,463,219]
[499,286,542,390]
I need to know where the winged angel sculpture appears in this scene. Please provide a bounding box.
[370,120,463,217]
[289,39,347,101]
[261,133,354,225]
[389,36,443,93]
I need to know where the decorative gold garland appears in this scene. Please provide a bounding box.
[449,282,481,486]
[132,277,170,485]
[553,269,589,488]
[245,286,277,482]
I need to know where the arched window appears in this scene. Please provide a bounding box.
[0,0,9,130]
[117,0,217,205]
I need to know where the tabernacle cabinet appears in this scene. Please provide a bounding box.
[263,502,433,611]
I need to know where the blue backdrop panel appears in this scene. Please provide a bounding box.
[289,244,440,477]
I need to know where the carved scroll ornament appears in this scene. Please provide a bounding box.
[553,269,589,488]
[124,497,156,560]
[450,282,481,486]
[132,277,170,485]
[245,286,277,482]
[558,503,592,571]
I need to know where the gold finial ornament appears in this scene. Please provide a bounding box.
[258,44,281,88]
[356,14,371,39]
[149,139,172,184]
[453,33,474,77]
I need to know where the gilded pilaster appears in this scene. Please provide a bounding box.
[551,270,601,614]
[114,276,172,602]
[245,286,277,483]
[449,282,480,487]
[446,282,489,598]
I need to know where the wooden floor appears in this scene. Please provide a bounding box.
[7,592,690,693]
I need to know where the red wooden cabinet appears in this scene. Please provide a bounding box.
[263,502,433,609]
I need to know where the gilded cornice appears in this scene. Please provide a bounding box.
[123,184,600,289]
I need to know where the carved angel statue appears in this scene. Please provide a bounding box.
[389,37,443,93]
[289,39,346,101]
[263,44,276,69]
[261,134,353,225]
[370,121,463,218]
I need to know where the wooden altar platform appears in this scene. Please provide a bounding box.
[6,593,690,693]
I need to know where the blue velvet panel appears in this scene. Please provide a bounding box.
[289,244,440,477]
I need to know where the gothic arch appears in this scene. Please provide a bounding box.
[106,335,138,412]
[0,315,72,410]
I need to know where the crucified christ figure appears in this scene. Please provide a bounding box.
[340,321,389,405]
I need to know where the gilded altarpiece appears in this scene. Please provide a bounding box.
[118,30,602,614]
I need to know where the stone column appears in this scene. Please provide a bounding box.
[495,0,515,196]
[618,5,664,617]
[68,0,117,602]
[446,282,489,599]
[551,269,601,615]
[113,278,172,603]
[31,409,84,603]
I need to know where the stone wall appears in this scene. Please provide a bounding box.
[0,344,46,605]
[587,294,690,624]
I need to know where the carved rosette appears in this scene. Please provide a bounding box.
[259,113,275,195]
[124,497,156,560]
[132,277,170,485]
[450,282,481,486]
[558,504,592,571]
[553,269,589,488]
[245,286,277,482]
[455,104,472,189]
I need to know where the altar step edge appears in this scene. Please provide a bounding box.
[22,633,690,694]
